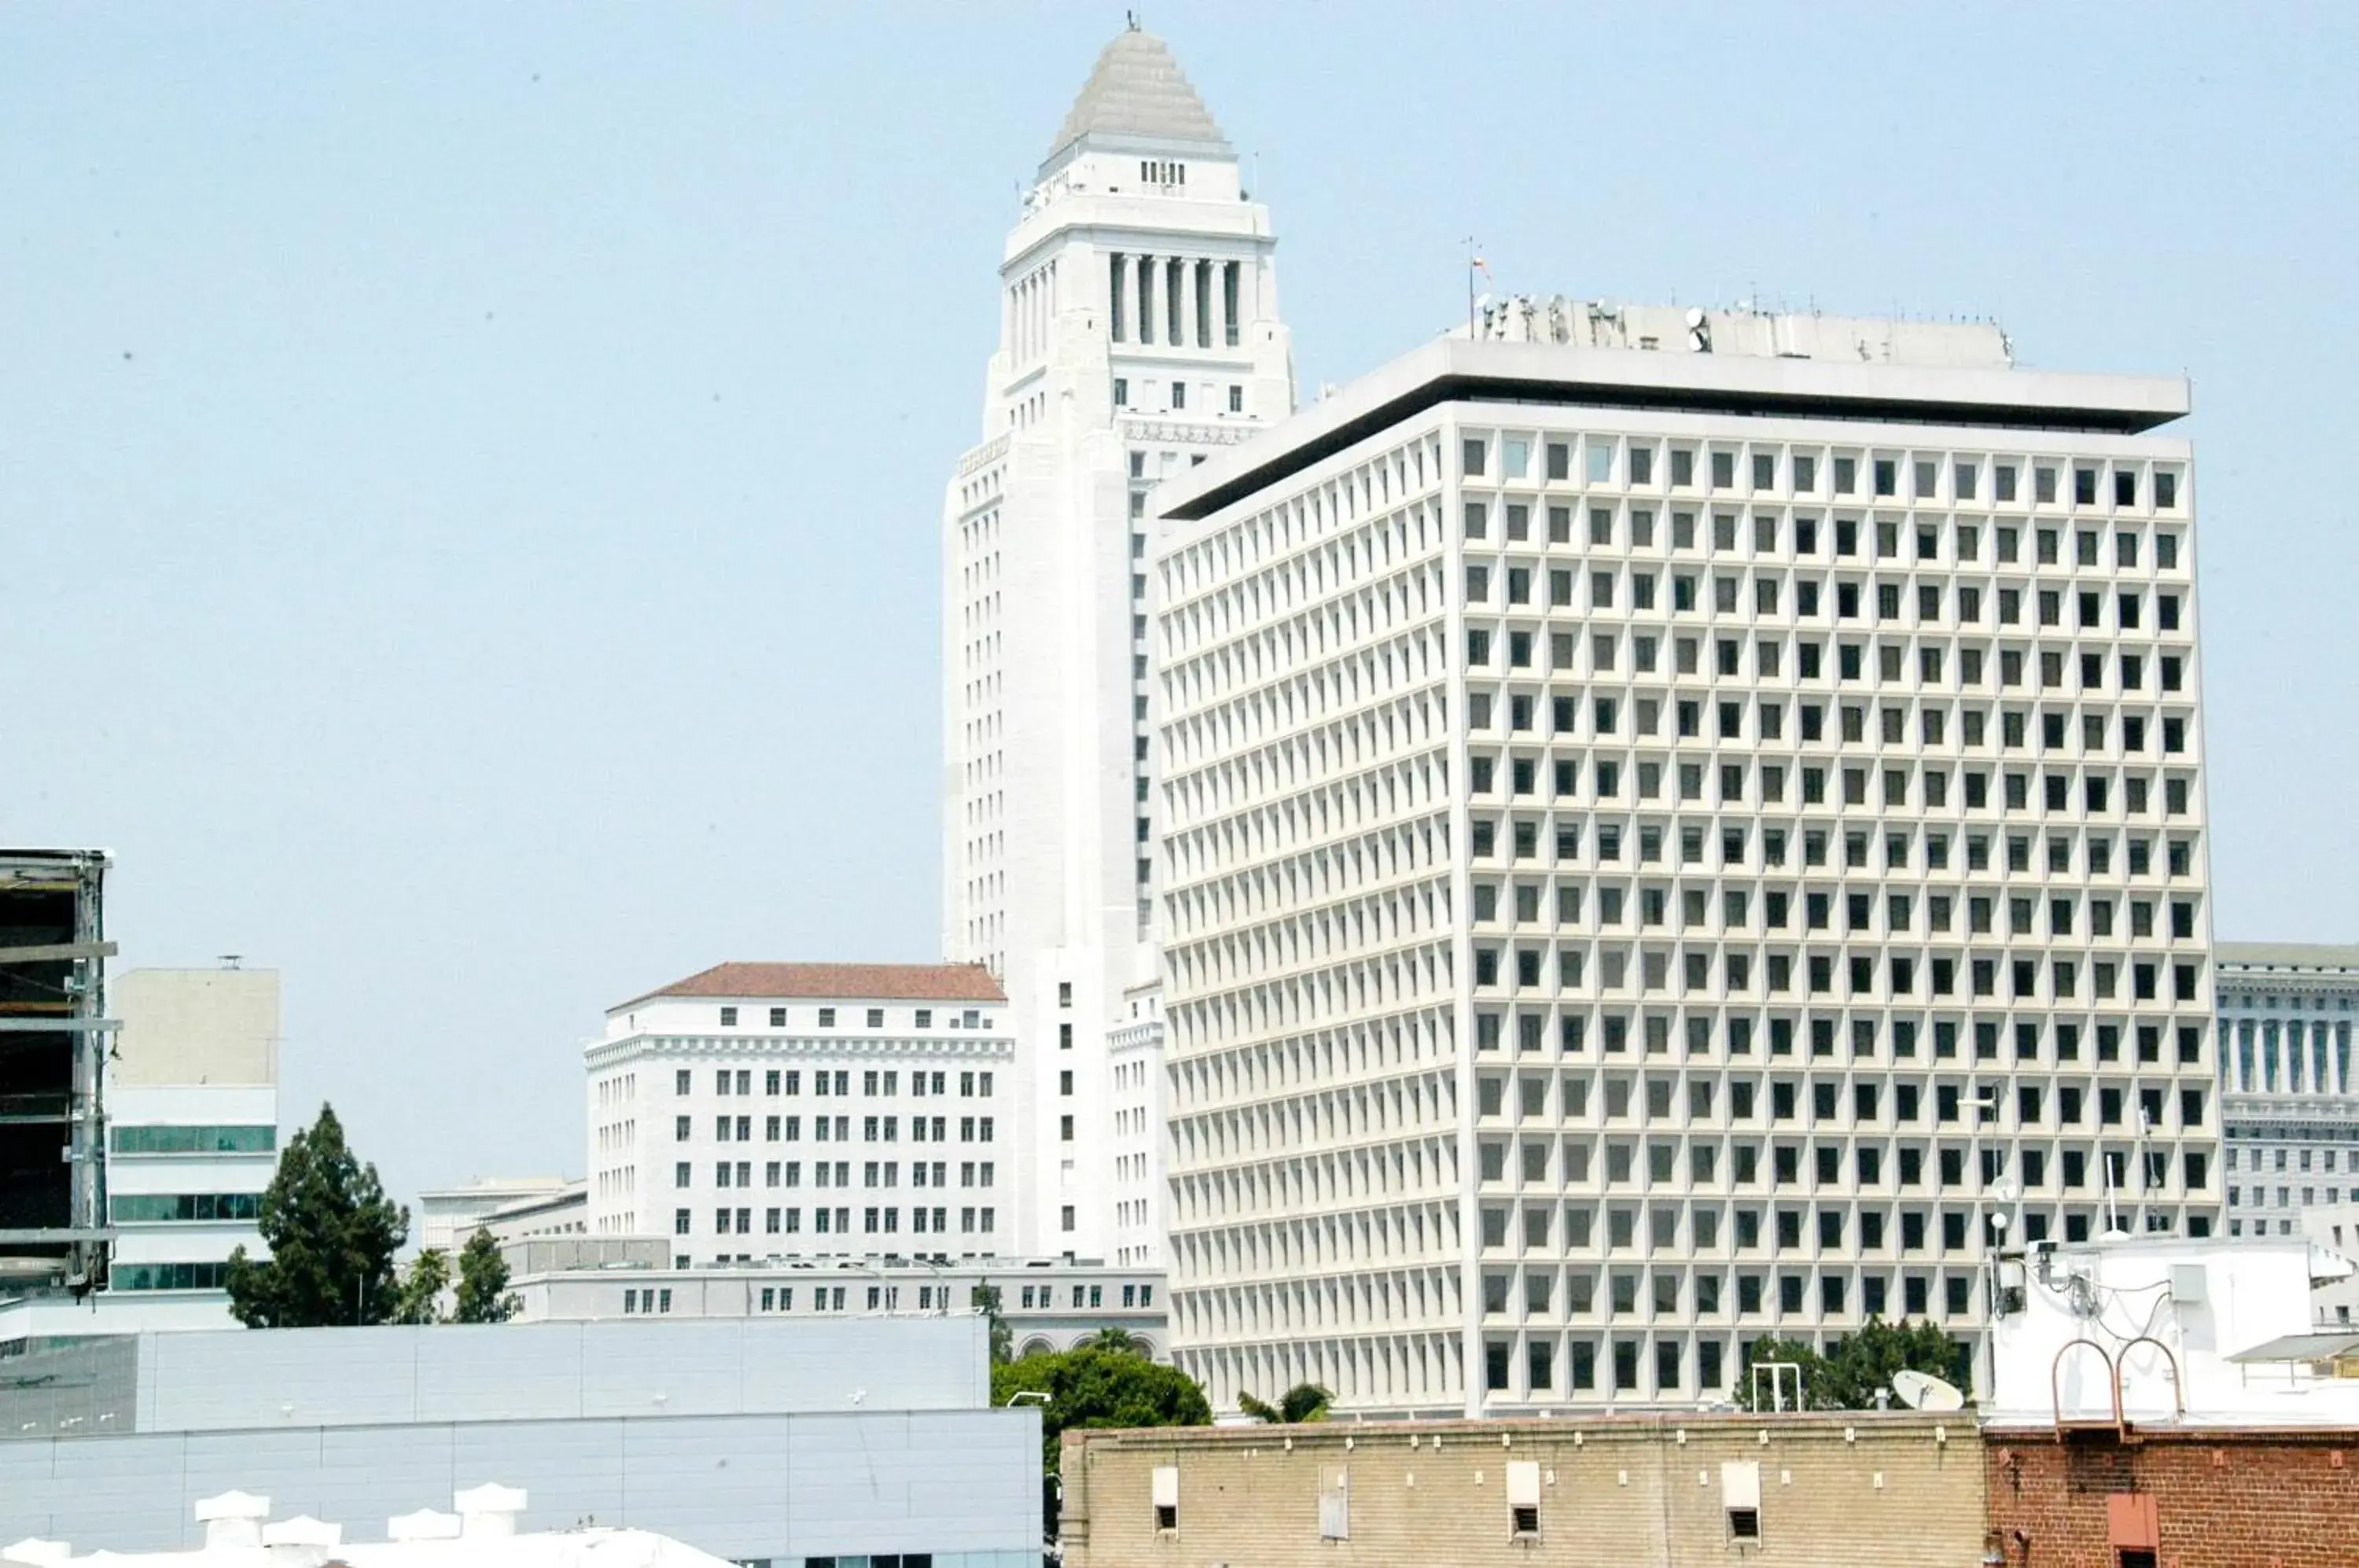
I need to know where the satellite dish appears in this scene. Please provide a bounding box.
[1685,307,1706,328]
[1890,1369,1966,1413]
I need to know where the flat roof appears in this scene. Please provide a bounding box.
[1157,336,2192,523]
[2215,942,2359,973]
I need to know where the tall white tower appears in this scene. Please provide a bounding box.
[941,24,1294,1259]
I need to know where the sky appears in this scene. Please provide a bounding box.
[2,3,2353,1213]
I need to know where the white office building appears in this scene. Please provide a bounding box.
[2215,941,2359,1238]
[1147,304,2220,1415]
[414,1176,573,1253]
[1106,982,1168,1268]
[939,22,1294,1258]
[583,963,1020,1262]
[2,967,281,1348]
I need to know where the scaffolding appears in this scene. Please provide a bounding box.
[0,849,115,1291]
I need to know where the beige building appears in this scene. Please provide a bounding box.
[1060,1412,1985,1567]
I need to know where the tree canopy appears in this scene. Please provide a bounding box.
[990,1345,1211,1472]
[1739,1318,1970,1410]
[1238,1383,1333,1423]
[390,1247,451,1325]
[972,1284,1014,1364]
[225,1103,408,1328]
[452,1227,517,1323]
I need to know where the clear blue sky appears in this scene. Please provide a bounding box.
[3,3,2352,1210]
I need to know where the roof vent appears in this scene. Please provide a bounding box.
[260,1517,342,1548]
[455,1483,528,1539]
[386,1510,462,1543]
[194,1492,271,1549]
[2,1539,72,1567]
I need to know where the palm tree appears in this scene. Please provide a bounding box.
[1088,1327,1146,1355]
[1238,1382,1333,1423]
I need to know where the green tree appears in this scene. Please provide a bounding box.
[225,1104,407,1328]
[990,1345,1212,1474]
[452,1227,517,1323]
[1087,1326,1146,1355]
[971,1284,1014,1364]
[390,1247,451,1325]
[1238,1382,1334,1423]
[1819,1317,1971,1408]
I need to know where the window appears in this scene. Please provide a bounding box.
[719,1006,737,1026]
[1152,1466,1180,1531]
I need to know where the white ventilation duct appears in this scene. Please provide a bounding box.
[193,1493,270,1550]
[2,1538,72,1567]
[259,1517,341,1548]
[453,1484,528,1540]
[385,1509,462,1543]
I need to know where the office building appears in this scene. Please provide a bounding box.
[3,965,279,1349]
[2213,940,2359,1238]
[1147,304,2217,1415]
[583,963,1018,1261]
[1107,984,1168,1267]
[939,21,1294,1257]
[499,1235,1168,1357]
[0,1316,1040,1562]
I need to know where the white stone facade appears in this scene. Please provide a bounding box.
[1148,323,2219,1416]
[1108,982,1168,1268]
[499,1235,1170,1358]
[939,24,1293,1260]
[583,964,1018,1262]
[2214,941,2359,1239]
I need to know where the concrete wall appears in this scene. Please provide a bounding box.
[1061,1413,1985,1568]
[1984,1427,2359,1568]
[112,969,278,1087]
[0,1408,1040,1562]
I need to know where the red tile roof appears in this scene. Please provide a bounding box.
[616,962,1005,1012]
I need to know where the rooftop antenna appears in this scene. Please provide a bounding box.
[219,954,243,970]
[1463,237,1489,337]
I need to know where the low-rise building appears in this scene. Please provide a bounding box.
[2214,941,2359,1239]
[585,963,1020,1263]
[1060,1412,1987,1567]
[414,1176,575,1253]
[0,1316,1041,1562]
[499,1235,1170,1357]
[1978,1231,2359,1566]
[1062,1233,2359,1567]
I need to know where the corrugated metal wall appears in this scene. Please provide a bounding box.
[111,1317,988,1434]
[0,1408,1040,1562]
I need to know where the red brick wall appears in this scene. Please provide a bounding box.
[1985,1428,2359,1568]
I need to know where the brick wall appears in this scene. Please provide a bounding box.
[1985,1426,2359,1568]
[1062,1412,1985,1568]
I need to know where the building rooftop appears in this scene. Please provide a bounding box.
[2214,942,2359,973]
[1157,323,2192,525]
[616,961,1005,1012]
[1044,23,1229,164]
